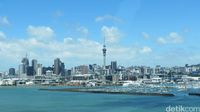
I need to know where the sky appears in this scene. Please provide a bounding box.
[0,0,200,71]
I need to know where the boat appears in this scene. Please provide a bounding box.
[122,81,141,87]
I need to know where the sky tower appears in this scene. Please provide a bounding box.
[102,36,107,71]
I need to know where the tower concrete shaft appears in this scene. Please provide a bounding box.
[102,35,107,77]
[103,44,106,69]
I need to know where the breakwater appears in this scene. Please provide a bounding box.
[39,87,175,96]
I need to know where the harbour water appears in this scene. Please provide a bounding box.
[0,86,200,112]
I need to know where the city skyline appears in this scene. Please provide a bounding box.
[1,0,200,71]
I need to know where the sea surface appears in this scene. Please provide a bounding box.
[0,86,200,112]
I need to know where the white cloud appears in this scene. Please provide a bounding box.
[95,15,121,22]
[0,31,153,70]
[140,46,152,54]
[141,32,149,39]
[0,31,6,39]
[27,25,54,39]
[169,32,183,44]
[0,26,155,71]
[64,37,73,44]
[157,37,167,44]
[101,26,122,43]
[157,32,183,44]
[77,26,89,36]
[0,16,10,26]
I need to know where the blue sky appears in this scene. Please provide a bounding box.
[0,0,200,71]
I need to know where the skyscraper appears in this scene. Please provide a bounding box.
[54,58,61,75]
[27,66,33,76]
[19,63,26,78]
[32,59,37,75]
[22,57,29,66]
[36,64,42,76]
[111,61,117,74]
[21,54,29,74]
[60,62,65,76]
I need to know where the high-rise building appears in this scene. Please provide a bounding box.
[22,57,29,66]
[89,64,94,72]
[32,59,37,75]
[60,62,65,76]
[111,61,117,74]
[65,69,72,76]
[27,66,33,76]
[74,65,88,74]
[19,63,26,78]
[21,55,29,74]
[54,58,61,75]
[9,68,15,76]
[36,64,42,76]
[155,65,161,74]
